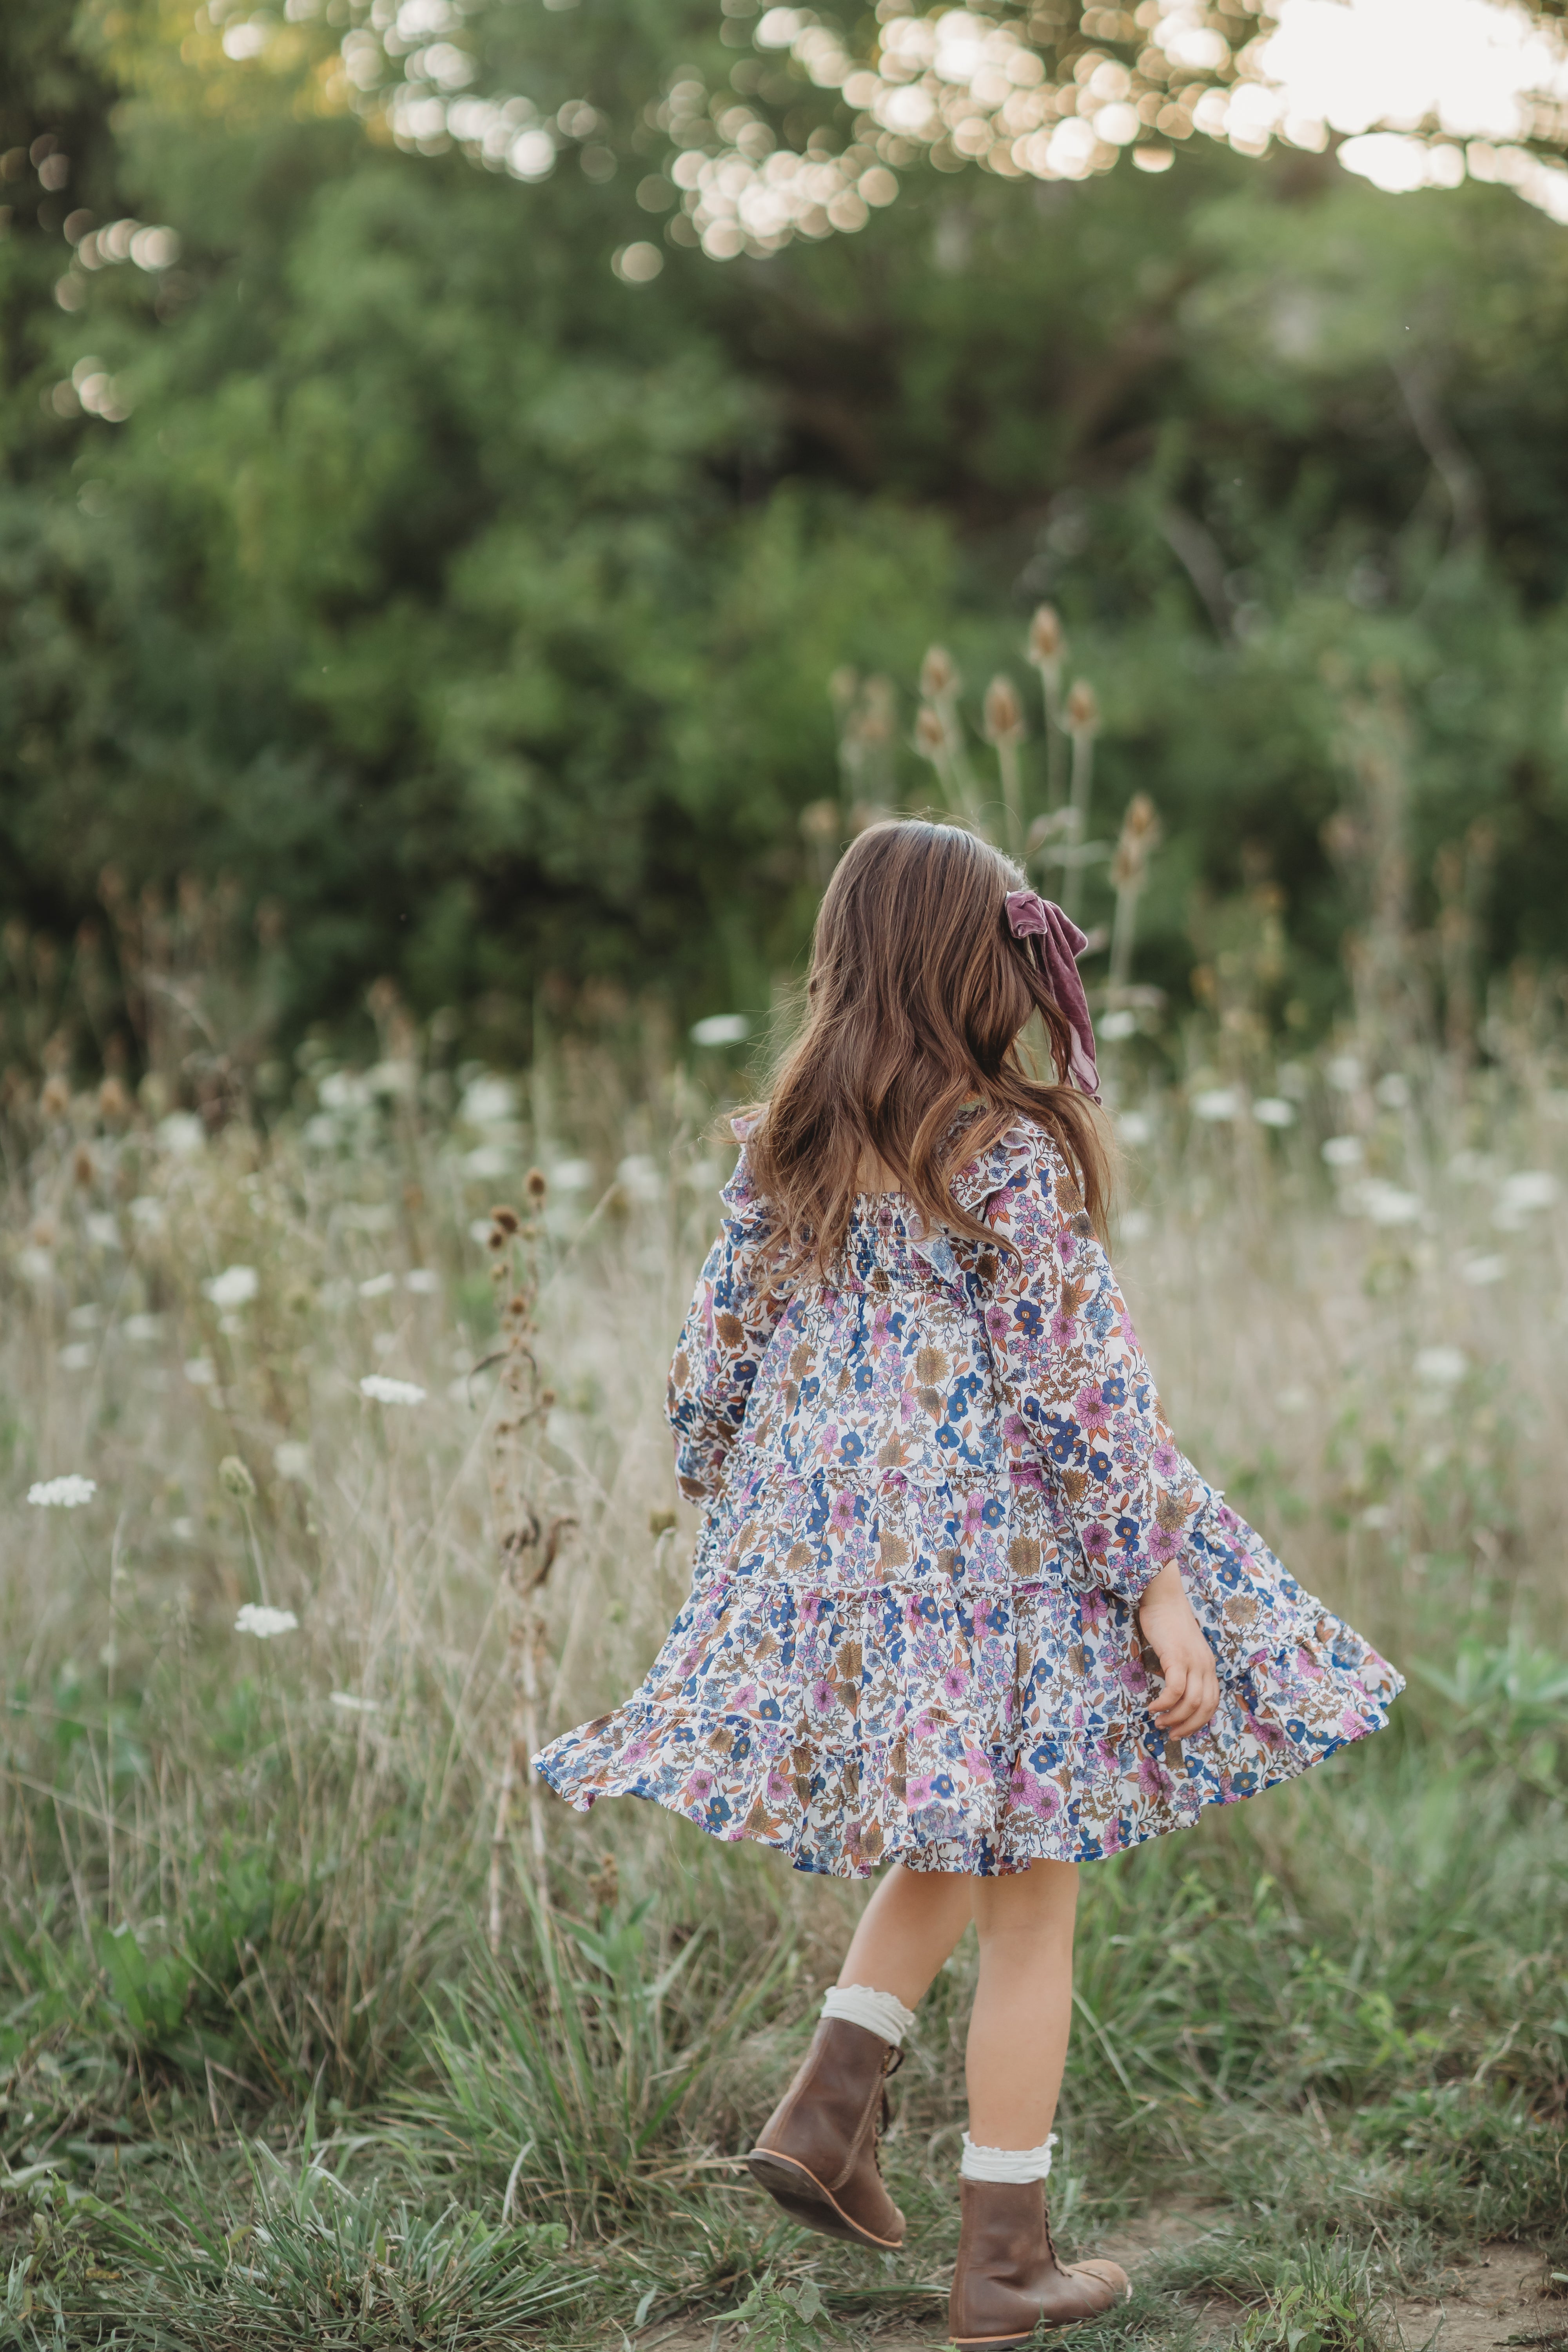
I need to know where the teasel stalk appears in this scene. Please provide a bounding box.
[1108,793,1162,1000]
[485,1180,577,1958]
[1026,605,1067,813]
[916,645,982,827]
[1062,679,1101,923]
[983,673,1027,859]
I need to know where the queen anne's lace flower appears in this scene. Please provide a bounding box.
[28,1475,97,1508]
[203,1265,258,1308]
[359,1375,426,1405]
[234,1604,299,1638]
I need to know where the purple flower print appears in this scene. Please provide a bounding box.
[1152,1442,1180,1480]
[1148,1525,1181,1563]
[1080,1522,1111,1560]
[766,1766,792,1803]
[810,1677,836,1714]
[1075,1384,1111,1432]
[942,1662,969,1702]
[963,1742,992,1781]
[1002,1412,1030,1448]
[686,1768,715,1801]
[1050,1309,1076,1349]
[828,1490,857,1535]
[906,1774,935,1807]
[985,1304,1011,1343]
[1136,1753,1174,1803]
[799,1590,827,1624]
[960,1492,987,1543]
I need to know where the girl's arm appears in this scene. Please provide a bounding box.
[666,1148,788,1507]
[985,1139,1206,1606]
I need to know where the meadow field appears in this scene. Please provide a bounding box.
[2,990,1566,2349]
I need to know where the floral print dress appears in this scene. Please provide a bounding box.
[536,1119,1402,1876]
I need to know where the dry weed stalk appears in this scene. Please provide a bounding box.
[484,1179,577,1956]
[1109,793,1162,1000]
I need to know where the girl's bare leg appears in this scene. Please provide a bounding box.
[966,1859,1078,2147]
[835,1860,975,2009]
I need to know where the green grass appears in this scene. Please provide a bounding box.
[3,1027,1567,2344]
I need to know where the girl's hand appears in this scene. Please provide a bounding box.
[1138,1563,1219,1739]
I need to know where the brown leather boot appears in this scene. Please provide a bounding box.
[948,2180,1130,2347]
[745,2017,906,2250]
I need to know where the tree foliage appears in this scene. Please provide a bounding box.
[2,0,1567,1058]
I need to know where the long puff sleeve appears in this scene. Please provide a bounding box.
[984,1135,1205,1604]
[666,1142,789,1508]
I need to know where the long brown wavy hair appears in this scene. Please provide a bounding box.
[743,820,1111,1276]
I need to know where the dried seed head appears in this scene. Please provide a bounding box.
[913,704,948,763]
[858,675,898,743]
[649,1506,678,1536]
[1065,679,1100,737]
[919,644,960,704]
[1111,793,1162,890]
[98,1075,131,1123]
[525,1167,547,1203]
[540,1387,556,1408]
[1027,604,1064,667]
[73,1146,94,1189]
[490,1204,520,1235]
[219,1454,257,1500]
[982,674,1025,746]
[40,1074,71,1120]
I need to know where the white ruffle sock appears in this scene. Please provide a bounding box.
[820,1984,917,2047]
[960,2131,1058,2183]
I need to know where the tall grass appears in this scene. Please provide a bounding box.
[1,1003,1566,2343]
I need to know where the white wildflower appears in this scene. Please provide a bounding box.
[330,1691,378,1713]
[1460,1253,1506,1288]
[16,1247,54,1284]
[123,1312,163,1342]
[58,1343,95,1372]
[1114,1112,1152,1148]
[1325,1054,1362,1093]
[85,1212,122,1249]
[1348,1180,1423,1227]
[203,1265,258,1309]
[404,1269,439,1293]
[1097,1009,1138,1043]
[1494,1170,1559,1230]
[128,1196,165,1231]
[690,1013,750,1047]
[156,1111,205,1158]
[1252,1097,1296,1128]
[616,1153,663,1201]
[463,1143,515,1179]
[548,1159,593,1194]
[273,1442,311,1481]
[183,1357,218,1388]
[234,1604,298,1638]
[460,1075,516,1126]
[358,1272,397,1298]
[1321,1135,1364,1170]
[359,1375,426,1406]
[28,1475,97,1508]
[1374,1073,1410,1109]
[319,1070,372,1112]
[1192,1088,1241,1122]
[1415,1345,1467,1387]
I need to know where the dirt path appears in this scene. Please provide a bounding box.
[635,2232,1562,2351]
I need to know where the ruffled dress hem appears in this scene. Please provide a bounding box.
[534,1675,1401,1877]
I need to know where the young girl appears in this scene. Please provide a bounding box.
[537,820,1401,2350]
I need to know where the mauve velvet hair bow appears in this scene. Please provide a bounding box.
[1004,889,1100,1100]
